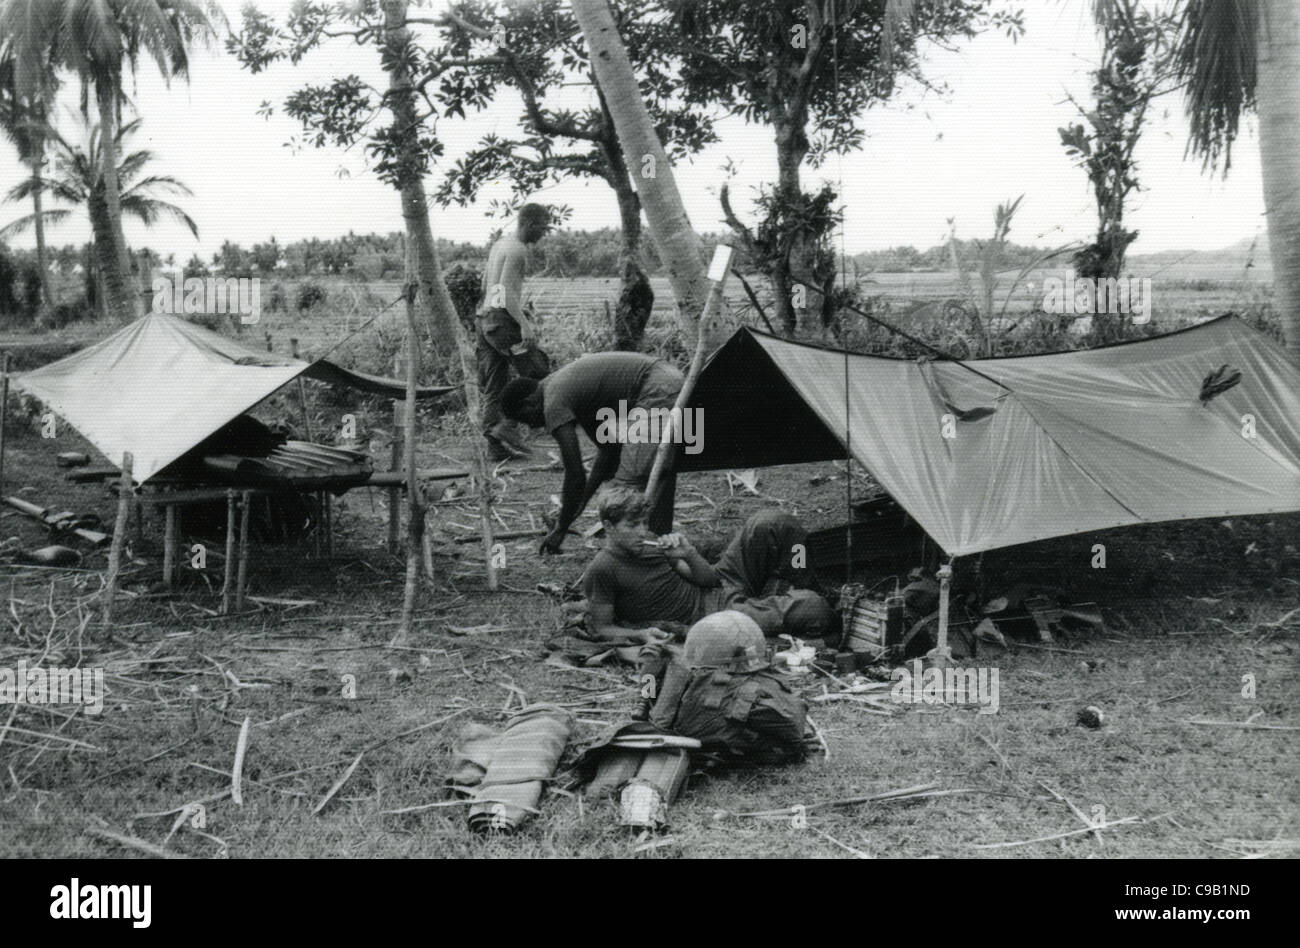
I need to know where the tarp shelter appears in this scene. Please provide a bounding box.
[15,314,453,484]
[680,316,1300,556]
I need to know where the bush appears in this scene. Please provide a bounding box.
[46,298,93,329]
[0,245,43,327]
[443,263,482,324]
[296,281,327,311]
[268,281,288,313]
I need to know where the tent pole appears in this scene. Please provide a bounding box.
[102,453,134,631]
[222,489,236,614]
[0,352,9,500]
[291,338,315,442]
[930,559,954,669]
[163,504,176,589]
[645,246,733,510]
[388,357,402,554]
[236,491,251,611]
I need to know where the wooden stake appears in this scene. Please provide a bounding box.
[102,453,134,630]
[929,561,954,669]
[0,352,9,500]
[221,489,236,614]
[291,338,314,442]
[645,246,732,508]
[162,504,177,589]
[388,367,402,554]
[236,491,251,611]
[397,282,426,642]
[455,327,497,591]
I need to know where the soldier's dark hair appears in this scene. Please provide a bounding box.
[518,203,551,228]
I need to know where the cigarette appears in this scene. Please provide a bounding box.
[639,540,663,548]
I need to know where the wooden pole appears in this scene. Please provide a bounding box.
[455,343,497,591]
[397,281,426,643]
[645,246,732,509]
[236,491,251,611]
[388,394,402,553]
[291,338,315,442]
[0,352,9,500]
[102,453,134,629]
[162,504,176,589]
[929,561,954,670]
[221,489,236,614]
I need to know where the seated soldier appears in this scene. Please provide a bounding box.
[581,485,832,645]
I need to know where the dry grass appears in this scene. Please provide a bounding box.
[0,274,1294,858]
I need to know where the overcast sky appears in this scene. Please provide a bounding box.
[0,0,1270,261]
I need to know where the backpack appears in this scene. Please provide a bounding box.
[666,666,808,765]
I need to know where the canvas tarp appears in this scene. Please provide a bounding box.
[15,314,453,484]
[680,316,1300,556]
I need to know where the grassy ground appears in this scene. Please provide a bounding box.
[0,275,1295,858]
[0,379,1296,858]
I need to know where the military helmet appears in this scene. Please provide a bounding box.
[683,611,769,673]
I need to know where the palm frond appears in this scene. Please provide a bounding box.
[1175,0,1258,173]
[58,0,125,79]
[119,195,197,237]
[124,173,194,197]
[0,0,63,101]
[0,207,74,239]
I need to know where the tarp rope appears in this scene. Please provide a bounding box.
[313,288,412,363]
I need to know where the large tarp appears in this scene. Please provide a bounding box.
[15,314,453,483]
[680,317,1300,556]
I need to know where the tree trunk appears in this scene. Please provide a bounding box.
[381,0,457,368]
[1258,0,1300,354]
[96,87,136,322]
[611,173,653,350]
[29,156,56,313]
[571,0,727,351]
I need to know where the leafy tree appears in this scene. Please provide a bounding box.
[666,0,1022,333]
[229,0,507,365]
[1058,0,1178,340]
[436,1,717,350]
[250,235,282,274]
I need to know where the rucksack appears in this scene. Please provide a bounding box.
[665,665,808,765]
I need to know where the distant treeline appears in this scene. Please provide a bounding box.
[3,230,1063,286]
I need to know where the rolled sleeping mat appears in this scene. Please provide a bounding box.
[465,706,572,834]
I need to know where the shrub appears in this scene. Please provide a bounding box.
[0,245,42,327]
[268,281,288,313]
[296,281,327,311]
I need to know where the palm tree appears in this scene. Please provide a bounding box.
[569,0,719,349]
[2,116,198,315]
[1172,0,1300,353]
[0,52,58,310]
[0,0,222,321]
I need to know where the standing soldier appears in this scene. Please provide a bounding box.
[477,203,552,460]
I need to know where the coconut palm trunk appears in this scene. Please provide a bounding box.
[1257,0,1300,353]
[381,0,457,366]
[96,88,137,321]
[27,145,56,312]
[570,0,724,349]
